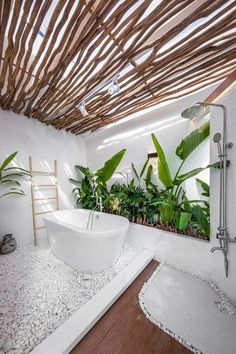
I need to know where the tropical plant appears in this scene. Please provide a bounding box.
[69,149,126,208]
[151,121,210,235]
[0,152,30,199]
[131,160,149,187]
[70,124,211,240]
[190,178,210,238]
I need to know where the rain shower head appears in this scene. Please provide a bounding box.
[213,132,222,143]
[181,103,210,120]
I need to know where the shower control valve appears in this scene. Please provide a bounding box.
[226,142,233,149]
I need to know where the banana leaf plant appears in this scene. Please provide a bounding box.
[69,149,126,207]
[0,152,30,199]
[190,178,210,238]
[151,121,210,231]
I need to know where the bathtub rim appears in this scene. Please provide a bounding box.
[44,208,129,236]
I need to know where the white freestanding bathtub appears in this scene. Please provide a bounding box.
[44,209,129,273]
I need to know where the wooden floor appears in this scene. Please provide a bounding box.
[70,260,191,354]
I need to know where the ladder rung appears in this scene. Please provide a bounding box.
[34,210,56,216]
[35,226,46,230]
[34,197,57,201]
[32,184,57,188]
[31,171,56,176]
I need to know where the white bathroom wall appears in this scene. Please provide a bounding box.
[0,110,87,245]
[84,82,236,303]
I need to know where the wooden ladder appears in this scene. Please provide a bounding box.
[29,156,59,246]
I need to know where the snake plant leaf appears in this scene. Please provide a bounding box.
[131,163,139,181]
[130,178,135,188]
[196,178,210,196]
[151,133,173,189]
[145,164,153,187]
[0,152,17,172]
[140,159,149,178]
[176,121,210,161]
[178,212,191,230]
[95,149,126,183]
[75,165,94,179]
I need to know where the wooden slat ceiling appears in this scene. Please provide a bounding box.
[0,0,235,135]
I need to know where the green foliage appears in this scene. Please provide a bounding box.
[0,152,30,199]
[176,121,210,161]
[191,205,210,236]
[131,160,149,186]
[196,178,210,197]
[95,149,126,184]
[70,123,211,240]
[178,212,192,230]
[70,150,126,209]
[151,133,173,188]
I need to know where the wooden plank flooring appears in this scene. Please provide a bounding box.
[70,261,191,354]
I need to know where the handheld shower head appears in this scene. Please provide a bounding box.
[213,133,222,143]
[213,132,223,156]
[181,103,210,120]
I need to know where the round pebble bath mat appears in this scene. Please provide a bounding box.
[0,243,140,354]
[139,263,236,354]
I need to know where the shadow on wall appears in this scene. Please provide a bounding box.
[97,116,183,151]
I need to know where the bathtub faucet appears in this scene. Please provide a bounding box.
[97,196,103,212]
[87,208,96,230]
[95,193,103,212]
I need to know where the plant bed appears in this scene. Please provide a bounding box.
[106,211,209,241]
[144,222,209,241]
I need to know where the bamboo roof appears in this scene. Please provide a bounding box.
[0,0,235,134]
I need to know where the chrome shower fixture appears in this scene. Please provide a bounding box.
[213,132,221,143]
[181,103,210,119]
[182,101,236,277]
[78,101,88,117]
[213,133,223,156]
[108,78,120,95]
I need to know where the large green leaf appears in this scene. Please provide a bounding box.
[95,149,126,183]
[191,205,210,236]
[75,165,94,179]
[151,133,173,188]
[178,212,191,230]
[140,159,149,178]
[145,165,153,187]
[0,152,17,172]
[176,121,210,161]
[131,163,139,181]
[174,165,211,185]
[196,178,210,197]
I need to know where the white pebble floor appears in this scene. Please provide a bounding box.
[0,243,140,354]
